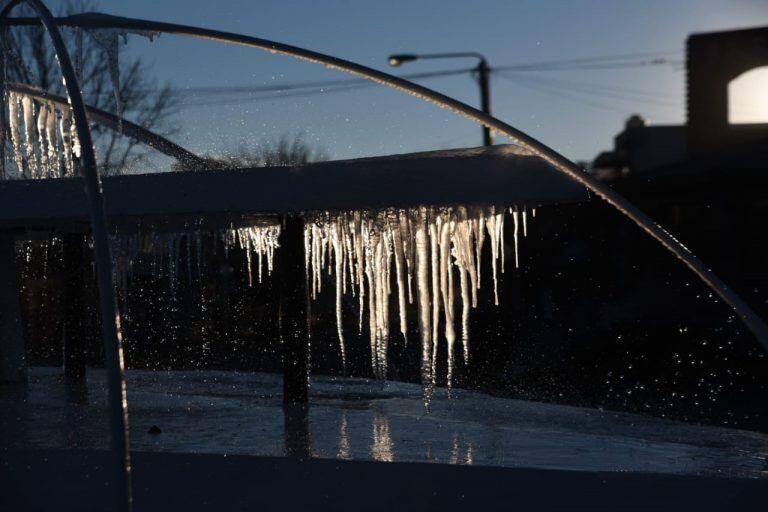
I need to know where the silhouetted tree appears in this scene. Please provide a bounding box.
[178,133,329,170]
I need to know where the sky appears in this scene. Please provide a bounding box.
[49,0,768,166]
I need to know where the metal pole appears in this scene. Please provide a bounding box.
[279,215,310,405]
[0,2,132,510]
[62,233,86,380]
[388,51,493,146]
[477,59,492,146]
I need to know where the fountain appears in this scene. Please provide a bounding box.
[1,3,767,511]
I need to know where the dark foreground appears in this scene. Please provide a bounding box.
[2,448,768,511]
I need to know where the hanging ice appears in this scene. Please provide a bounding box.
[58,107,75,176]
[304,204,533,400]
[44,102,60,178]
[21,95,38,178]
[8,92,25,176]
[74,27,83,86]
[90,30,123,130]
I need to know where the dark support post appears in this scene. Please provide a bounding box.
[477,59,492,147]
[0,232,26,383]
[62,233,86,379]
[283,403,311,457]
[279,215,310,405]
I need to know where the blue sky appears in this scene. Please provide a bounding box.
[53,0,768,164]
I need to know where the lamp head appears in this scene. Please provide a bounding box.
[387,54,418,67]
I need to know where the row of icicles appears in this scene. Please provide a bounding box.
[110,225,281,294]
[4,92,81,179]
[303,205,533,401]
[106,206,533,401]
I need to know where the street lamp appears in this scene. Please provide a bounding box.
[388,52,493,146]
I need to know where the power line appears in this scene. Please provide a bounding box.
[491,50,680,71]
[173,56,682,108]
[496,75,623,112]
[177,68,472,108]
[176,67,475,97]
[495,71,682,108]
[142,50,682,100]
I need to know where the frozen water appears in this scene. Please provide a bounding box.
[89,30,123,130]
[305,206,527,397]
[8,92,25,176]
[2,93,82,179]
[21,94,37,177]
[3,367,767,479]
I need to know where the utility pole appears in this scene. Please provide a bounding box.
[388,52,493,146]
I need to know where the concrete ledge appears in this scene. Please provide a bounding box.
[1,448,766,511]
[0,145,587,233]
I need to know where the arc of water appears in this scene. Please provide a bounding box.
[9,11,763,352]
[0,2,132,511]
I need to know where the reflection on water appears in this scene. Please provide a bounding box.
[4,368,768,479]
[450,434,474,466]
[64,378,89,406]
[371,411,393,462]
[337,409,351,460]
[284,403,311,458]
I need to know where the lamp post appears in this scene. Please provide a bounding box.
[388,52,492,146]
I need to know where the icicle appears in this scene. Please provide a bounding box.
[391,213,408,344]
[45,102,59,178]
[398,211,414,304]
[486,207,499,306]
[414,207,434,404]
[353,212,365,334]
[498,208,505,273]
[70,107,81,160]
[58,107,74,176]
[474,208,486,290]
[513,210,520,269]
[522,207,528,237]
[220,224,281,287]
[74,28,83,86]
[364,226,379,376]
[376,227,390,379]
[439,215,456,389]
[339,217,347,295]
[342,214,354,295]
[458,260,470,363]
[331,220,346,371]
[243,230,253,286]
[90,30,123,131]
[8,92,24,176]
[36,102,50,177]
[304,222,311,281]
[21,95,37,178]
[458,207,478,307]
[429,212,440,385]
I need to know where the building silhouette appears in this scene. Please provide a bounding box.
[592,26,768,319]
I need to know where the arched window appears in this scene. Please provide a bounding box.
[728,66,768,124]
